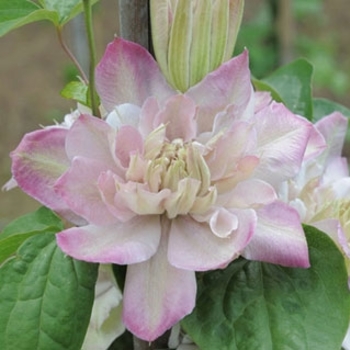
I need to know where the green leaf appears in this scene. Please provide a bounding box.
[60,80,89,105]
[0,233,98,350]
[0,207,64,264]
[0,0,100,36]
[313,97,350,121]
[0,0,59,36]
[182,226,350,350]
[257,58,314,120]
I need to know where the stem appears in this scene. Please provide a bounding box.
[82,0,100,117]
[56,27,89,84]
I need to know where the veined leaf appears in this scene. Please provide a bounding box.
[0,233,98,350]
[182,225,350,350]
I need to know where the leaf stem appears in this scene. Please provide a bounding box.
[82,0,100,117]
[56,26,89,84]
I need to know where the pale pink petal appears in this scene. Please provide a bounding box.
[55,157,118,226]
[254,91,272,113]
[56,216,161,264]
[138,97,162,137]
[205,121,257,181]
[209,208,238,238]
[223,179,277,208]
[115,125,144,167]
[123,224,196,341]
[315,112,348,160]
[168,211,256,271]
[186,50,253,133]
[253,102,311,185]
[302,122,325,161]
[155,95,197,141]
[97,171,136,222]
[65,114,122,174]
[115,182,171,215]
[10,127,82,223]
[95,38,174,112]
[242,201,310,267]
[105,103,141,129]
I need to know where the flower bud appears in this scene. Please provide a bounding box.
[150,0,244,92]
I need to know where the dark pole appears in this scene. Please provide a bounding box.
[117,0,149,50]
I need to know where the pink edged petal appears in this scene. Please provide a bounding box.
[105,103,141,129]
[156,95,197,141]
[168,210,256,271]
[205,121,257,181]
[254,91,272,113]
[186,50,253,133]
[138,97,162,137]
[242,201,310,268]
[253,102,312,185]
[123,222,196,341]
[95,38,174,112]
[10,127,81,222]
[115,125,144,167]
[65,115,122,173]
[315,112,348,161]
[56,215,161,264]
[55,157,118,226]
[223,179,277,208]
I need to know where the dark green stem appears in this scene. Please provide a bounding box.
[82,0,100,117]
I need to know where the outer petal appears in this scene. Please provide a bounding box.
[168,211,256,271]
[55,157,118,226]
[95,38,174,112]
[242,201,310,268]
[56,216,161,264]
[186,50,253,133]
[253,102,311,185]
[82,265,124,350]
[10,127,82,224]
[123,220,197,341]
[65,115,122,174]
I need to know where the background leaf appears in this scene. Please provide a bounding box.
[182,225,350,350]
[0,207,63,264]
[255,58,314,120]
[0,233,98,350]
[0,0,100,36]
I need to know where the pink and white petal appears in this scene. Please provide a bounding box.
[65,114,122,173]
[138,97,162,137]
[315,112,348,161]
[254,91,272,113]
[105,103,141,129]
[242,201,310,268]
[224,179,277,208]
[186,50,253,134]
[156,95,197,142]
[205,121,257,181]
[302,121,325,161]
[168,210,256,271]
[98,171,136,222]
[115,125,144,168]
[56,215,161,264]
[115,182,171,215]
[55,157,118,226]
[95,38,174,112]
[10,127,75,218]
[123,224,196,341]
[253,102,311,185]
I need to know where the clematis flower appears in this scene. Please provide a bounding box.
[9,38,316,341]
[150,0,244,91]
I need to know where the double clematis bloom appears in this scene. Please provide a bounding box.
[9,38,319,341]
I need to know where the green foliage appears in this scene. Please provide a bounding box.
[60,80,89,106]
[0,0,100,36]
[0,232,98,350]
[254,58,314,120]
[182,226,350,350]
[0,207,63,265]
